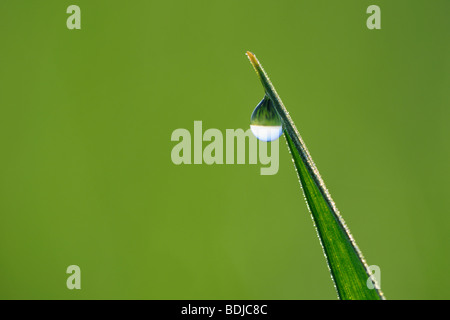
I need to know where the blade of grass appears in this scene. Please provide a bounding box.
[246,51,385,300]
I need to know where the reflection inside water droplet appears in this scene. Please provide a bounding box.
[250,95,283,142]
[250,125,283,142]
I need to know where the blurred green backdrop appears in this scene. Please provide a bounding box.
[0,1,449,299]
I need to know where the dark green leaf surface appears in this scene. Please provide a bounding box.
[246,52,384,300]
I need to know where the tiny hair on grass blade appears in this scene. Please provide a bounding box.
[246,51,385,300]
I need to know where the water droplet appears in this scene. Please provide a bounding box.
[250,95,283,142]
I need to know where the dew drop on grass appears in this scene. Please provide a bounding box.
[250,95,283,142]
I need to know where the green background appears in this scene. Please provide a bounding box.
[0,1,449,299]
